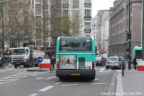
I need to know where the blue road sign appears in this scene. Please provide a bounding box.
[37,57,43,63]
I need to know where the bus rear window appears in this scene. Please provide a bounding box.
[60,37,92,51]
[135,50,142,59]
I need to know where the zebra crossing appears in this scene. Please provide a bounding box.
[0,71,46,85]
[0,68,15,73]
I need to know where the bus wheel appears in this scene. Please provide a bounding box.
[59,77,65,81]
[90,76,95,80]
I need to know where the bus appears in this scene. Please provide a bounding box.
[56,36,96,80]
[133,46,142,60]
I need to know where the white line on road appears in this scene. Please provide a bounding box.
[39,86,54,92]
[90,83,106,85]
[36,76,56,80]
[95,78,99,81]
[99,68,106,72]
[61,84,79,87]
[116,70,123,96]
[29,93,39,96]
[55,82,61,85]
[0,83,4,85]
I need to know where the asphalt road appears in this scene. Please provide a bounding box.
[0,67,118,96]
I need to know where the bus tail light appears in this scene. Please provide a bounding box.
[57,61,59,69]
[92,62,95,69]
[115,61,119,63]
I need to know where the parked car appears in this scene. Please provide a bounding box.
[96,56,103,66]
[106,56,123,69]
[95,56,106,66]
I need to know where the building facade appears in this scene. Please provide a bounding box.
[92,10,110,53]
[109,0,142,58]
[30,0,92,49]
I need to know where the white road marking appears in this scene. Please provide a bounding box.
[116,70,123,96]
[90,83,106,85]
[99,68,106,72]
[39,86,54,92]
[0,83,4,85]
[55,82,61,85]
[36,76,56,80]
[95,78,99,81]
[30,93,39,96]
[61,84,79,87]
[0,71,45,85]
[0,68,14,73]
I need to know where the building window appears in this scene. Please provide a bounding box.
[63,10,68,16]
[85,23,90,30]
[84,23,91,33]
[63,0,68,4]
[85,10,91,17]
[85,0,91,3]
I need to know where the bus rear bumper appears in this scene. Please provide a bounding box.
[56,69,95,80]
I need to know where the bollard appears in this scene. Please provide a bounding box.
[121,62,125,76]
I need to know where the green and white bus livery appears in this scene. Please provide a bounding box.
[56,36,96,80]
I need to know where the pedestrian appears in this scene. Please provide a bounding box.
[133,56,137,70]
[50,56,56,72]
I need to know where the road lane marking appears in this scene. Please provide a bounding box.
[61,84,79,87]
[0,83,4,84]
[30,93,39,96]
[99,68,106,72]
[55,82,61,85]
[36,76,56,80]
[0,71,46,85]
[39,86,54,92]
[116,70,123,96]
[95,78,99,81]
[90,83,106,85]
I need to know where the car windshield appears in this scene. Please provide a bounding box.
[12,49,25,55]
[108,58,118,61]
[96,57,102,60]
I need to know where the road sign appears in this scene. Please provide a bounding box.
[37,57,43,63]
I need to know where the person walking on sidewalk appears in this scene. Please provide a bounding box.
[133,56,137,70]
[50,56,56,72]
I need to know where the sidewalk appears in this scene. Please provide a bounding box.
[122,67,144,96]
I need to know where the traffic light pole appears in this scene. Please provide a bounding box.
[128,0,131,70]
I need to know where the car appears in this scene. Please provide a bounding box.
[106,56,123,69]
[95,56,105,66]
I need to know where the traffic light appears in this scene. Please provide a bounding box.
[127,33,131,42]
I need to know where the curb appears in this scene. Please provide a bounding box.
[107,71,118,96]
[27,68,49,72]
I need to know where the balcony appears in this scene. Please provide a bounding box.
[84,29,91,33]
[84,16,91,21]
[84,3,91,8]
[63,4,69,8]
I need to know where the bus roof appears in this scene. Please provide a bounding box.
[57,36,94,40]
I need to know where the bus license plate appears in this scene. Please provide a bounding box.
[71,73,80,76]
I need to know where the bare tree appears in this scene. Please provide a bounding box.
[3,0,35,47]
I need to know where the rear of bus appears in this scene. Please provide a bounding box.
[56,36,96,80]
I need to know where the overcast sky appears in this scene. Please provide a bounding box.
[92,0,115,18]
